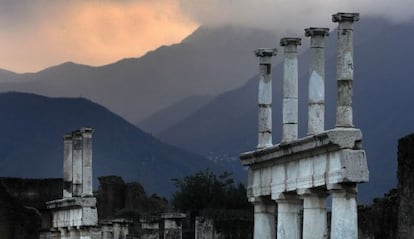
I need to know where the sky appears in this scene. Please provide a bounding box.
[0,0,413,73]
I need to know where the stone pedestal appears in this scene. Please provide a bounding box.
[276,195,302,239]
[330,186,358,239]
[301,191,328,239]
[252,197,276,239]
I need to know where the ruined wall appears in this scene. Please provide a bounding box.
[397,134,414,238]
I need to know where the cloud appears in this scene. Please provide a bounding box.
[178,0,414,33]
[0,0,197,72]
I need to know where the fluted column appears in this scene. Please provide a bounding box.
[255,48,277,148]
[280,38,301,142]
[305,27,329,135]
[63,134,73,198]
[332,12,359,127]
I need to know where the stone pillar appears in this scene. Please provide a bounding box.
[59,228,69,239]
[301,190,328,239]
[63,134,73,198]
[252,197,276,239]
[305,27,329,135]
[332,12,359,128]
[255,48,277,148]
[79,228,92,239]
[276,195,302,239]
[72,130,83,197]
[330,185,358,239]
[280,38,301,142]
[81,128,93,196]
[162,212,186,239]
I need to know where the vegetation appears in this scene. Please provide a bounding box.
[171,170,250,212]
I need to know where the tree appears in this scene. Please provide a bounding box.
[171,170,250,212]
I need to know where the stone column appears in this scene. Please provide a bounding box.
[252,197,276,239]
[275,194,302,239]
[330,185,358,239]
[162,212,186,239]
[280,38,301,142]
[332,12,359,128]
[59,228,69,239]
[68,227,80,239]
[72,130,83,196]
[81,128,93,196]
[63,134,73,198]
[305,28,329,135]
[300,190,328,239]
[255,48,277,149]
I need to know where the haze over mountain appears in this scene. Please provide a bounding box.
[0,92,225,197]
[156,16,414,202]
[0,26,278,125]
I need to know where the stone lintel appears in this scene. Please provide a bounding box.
[46,197,97,210]
[304,27,330,37]
[254,48,277,58]
[240,128,362,166]
[280,37,302,47]
[332,12,360,23]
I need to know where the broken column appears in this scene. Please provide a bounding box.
[305,27,329,135]
[63,134,73,198]
[280,38,301,142]
[255,48,277,148]
[72,130,83,196]
[332,12,359,127]
[81,127,93,196]
[252,197,276,239]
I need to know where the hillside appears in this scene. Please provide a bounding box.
[156,17,414,202]
[0,26,279,124]
[0,92,220,197]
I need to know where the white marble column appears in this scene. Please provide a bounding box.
[63,134,73,198]
[301,191,328,239]
[330,185,358,239]
[276,194,302,239]
[332,12,359,128]
[305,27,329,135]
[81,128,93,197]
[252,197,276,239]
[72,130,83,196]
[280,38,301,142]
[255,48,277,149]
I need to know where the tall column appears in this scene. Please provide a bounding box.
[63,134,73,198]
[72,130,83,196]
[301,190,328,239]
[280,38,301,142]
[332,12,359,127]
[255,48,277,149]
[275,194,302,239]
[252,197,276,239]
[81,128,93,196]
[330,185,358,239]
[305,27,329,135]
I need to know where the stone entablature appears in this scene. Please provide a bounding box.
[241,128,368,200]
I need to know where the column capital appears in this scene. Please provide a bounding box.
[305,27,330,37]
[254,48,277,58]
[280,37,301,47]
[332,12,360,23]
[63,134,72,141]
[80,127,94,136]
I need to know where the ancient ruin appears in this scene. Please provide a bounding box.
[240,12,369,239]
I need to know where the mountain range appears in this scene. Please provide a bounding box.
[0,92,222,197]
